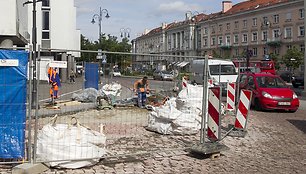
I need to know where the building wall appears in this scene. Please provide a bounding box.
[198,0,304,60]
[0,0,29,46]
[28,0,80,57]
[135,0,305,66]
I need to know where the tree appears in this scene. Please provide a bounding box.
[282,47,304,72]
[79,34,132,63]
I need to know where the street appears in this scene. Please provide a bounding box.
[18,75,306,174]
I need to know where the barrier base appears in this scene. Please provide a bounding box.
[189,142,229,156]
[228,129,247,137]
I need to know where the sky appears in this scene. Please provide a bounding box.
[75,0,244,42]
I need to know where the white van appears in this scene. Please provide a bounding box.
[190,58,238,94]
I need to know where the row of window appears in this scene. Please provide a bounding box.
[203,9,304,34]
[42,0,50,40]
[203,26,304,46]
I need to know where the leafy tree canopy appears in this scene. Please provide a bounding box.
[282,47,304,71]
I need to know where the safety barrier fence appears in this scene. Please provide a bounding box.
[0,46,252,170]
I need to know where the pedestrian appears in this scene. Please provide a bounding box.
[133,76,150,108]
[69,68,75,83]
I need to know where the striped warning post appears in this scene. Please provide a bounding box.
[234,89,252,130]
[207,86,221,142]
[226,82,236,111]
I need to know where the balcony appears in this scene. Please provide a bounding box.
[266,38,281,47]
[220,43,231,50]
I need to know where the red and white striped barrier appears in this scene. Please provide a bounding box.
[182,77,188,88]
[234,89,252,130]
[207,86,221,142]
[226,82,236,111]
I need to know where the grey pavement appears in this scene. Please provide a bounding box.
[1,78,305,173]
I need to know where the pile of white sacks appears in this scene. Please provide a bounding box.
[147,83,206,135]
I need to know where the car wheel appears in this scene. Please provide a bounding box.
[288,109,297,113]
[254,98,262,111]
[292,83,299,88]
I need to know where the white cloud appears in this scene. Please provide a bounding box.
[158,1,201,13]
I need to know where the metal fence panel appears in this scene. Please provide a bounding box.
[0,48,30,164]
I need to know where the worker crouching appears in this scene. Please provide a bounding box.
[134,76,150,108]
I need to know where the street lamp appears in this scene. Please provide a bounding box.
[185,11,200,21]
[120,28,131,38]
[91,7,110,44]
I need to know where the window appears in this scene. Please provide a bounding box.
[252,32,258,41]
[226,23,230,30]
[211,26,215,34]
[242,34,248,43]
[300,44,305,53]
[243,20,247,28]
[284,27,292,38]
[212,37,216,46]
[299,26,305,36]
[219,24,223,32]
[204,27,208,35]
[262,31,268,41]
[273,14,279,24]
[226,35,231,45]
[273,29,280,39]
[42,0,50,7]
[287,45,292,50]
[218,36,223,45]
[299,9,305,19]
[263,47,268,55]
[42,10,50,39]
[252,48,258,56]
[42,11,50,30]
[286,12,292,21]
[204,38,208,46]
[234,35,239,43]
[42,32,49,39]
[234,21,239,29]
[252,18,257,26]
[235,48,239,56]
[274,48,280,55]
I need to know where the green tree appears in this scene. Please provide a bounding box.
[282,47,304,72]
[79,34,132,64]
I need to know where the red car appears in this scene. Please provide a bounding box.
[238,72,299,112]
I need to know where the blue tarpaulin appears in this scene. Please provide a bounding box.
[84,63,99,90]
[0,50,28,159]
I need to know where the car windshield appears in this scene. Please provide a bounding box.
[256,76,287,88]
[209,65,237,75]
[161,71,172,74]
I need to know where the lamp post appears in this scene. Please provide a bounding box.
[120,28,131,38]
[91,7,109,84]
[91,7,110,44]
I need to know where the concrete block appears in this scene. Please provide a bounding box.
[12,163,49,174]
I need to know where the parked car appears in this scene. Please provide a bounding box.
[153,70,174,81]
[279,72,293,83]
[111,71,121,77]
[238,72,299,112]
[292,75,304,88]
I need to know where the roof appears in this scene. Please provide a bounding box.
[226,0,288,14]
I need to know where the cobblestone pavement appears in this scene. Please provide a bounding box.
[1,102,306,174]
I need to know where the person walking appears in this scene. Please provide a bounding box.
[133,76,150,108]
[69,68,75,83]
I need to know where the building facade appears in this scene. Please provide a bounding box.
[134,0,305,71]
[27,0,81,58]
[0,0,29,47]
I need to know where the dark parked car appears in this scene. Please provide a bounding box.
[279,72,293,83]
[292,75,304,88]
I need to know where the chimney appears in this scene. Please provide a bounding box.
[222,1,232,13]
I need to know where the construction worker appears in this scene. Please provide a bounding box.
[133,76,150,108]
[48,67,61,104]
